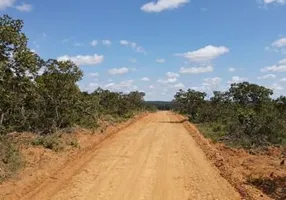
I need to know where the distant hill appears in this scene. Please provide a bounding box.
[145,101,173,110]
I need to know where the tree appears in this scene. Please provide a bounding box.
[35,59,83,132]
[173,89,206,121]
[0,15,42,133]
[228,82,273,107]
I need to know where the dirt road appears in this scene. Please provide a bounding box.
[22,112,241,200]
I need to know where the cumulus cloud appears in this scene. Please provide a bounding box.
[270,83,284,91]
[258,74,276,80]
[15,3,32,12]
[57,54,104,65]
[0,0,15,10]
[261,65,286,72]
[228,68,236,72]
[166,72,180,78]
[264,0,286,4]
[120,40,146,53]
[90,40,98,47]
[176,45,229,62]
[89,73,99,77]
[279,58,286,65]
[261,58,286,72]
[0,0,33,12]
[157,78,177,84]
[149,85,155,89]
[102,40,112,46]
[157,72,180,84]
[104,80,138,92]
[179,66,213,74]
[141,0,190,13]
[272,37,286,48]
[108,67,129,75]
[156,58,165,63]
[228,76,248,84]
[173,83,185,88]
[141,77,150,81]
[203,77,222,86]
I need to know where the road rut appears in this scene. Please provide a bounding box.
[23,111,241,200]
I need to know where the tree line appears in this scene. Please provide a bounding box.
[0,15,147,135]
[173,82,286,148]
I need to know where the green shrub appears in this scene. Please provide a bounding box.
[32,134,64,151]
[0,135,22,182]
[173,82,286,149]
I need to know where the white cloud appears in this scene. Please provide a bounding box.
[157,78,178,84]
[120,40,146,53]
[156,58,165,63]
[166,72,180,78]
[88,82,99,88]
[228,67,236,72]
[173,83,185,88]
[120,40,129,45]
[264,0,286,4]
[179,66,213,74]
[228,76,248,84]
[108,67,129,75]
[279,58,286,65]
[176,45,229,62]
[102,40,112,46]
[270,83,284,91]
[272,37,286,48]
[141,0,190,13]
[258,74,276,80]
[89,73,99,77]
[149,85,155,89]
[261,65,286,72]
[0,0,15,10]
[141,77,150,81]
[261,58,286,72]
[166,78,177,83]
[90,40,98,47]
[0,0,33,12]
[57,54,104,65]
[15,3,32,12]
[157,72,180,84]
[203,77,222,86]
[280,78,286,82]
[104,80,138,92]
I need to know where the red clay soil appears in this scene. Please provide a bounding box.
[178,114,286,200]
[0,113,147,200]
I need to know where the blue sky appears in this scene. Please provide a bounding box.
[1,0,286,100]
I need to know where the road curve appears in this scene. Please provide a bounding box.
[23,111,241,200]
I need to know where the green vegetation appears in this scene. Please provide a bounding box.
[0,15,150,181]
[173,82,286,148]
[145,101,173,110]
[0,14,147,134]
[0,135,22,182]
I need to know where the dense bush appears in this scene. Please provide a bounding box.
[0,135,22,182]
[0,15,147,135]
[173,82,286,148]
